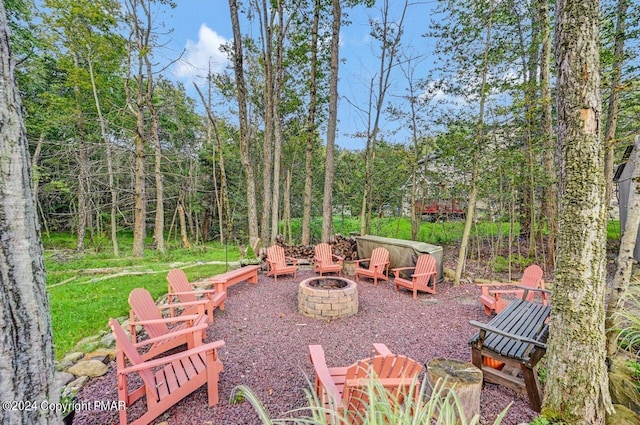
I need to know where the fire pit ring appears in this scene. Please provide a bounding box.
[298,276,358,320]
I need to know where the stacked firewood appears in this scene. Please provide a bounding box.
[271,234,359,262]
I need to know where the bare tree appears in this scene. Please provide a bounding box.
[0,2,57,422]
[359,0,407,236]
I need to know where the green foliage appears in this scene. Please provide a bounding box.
[45,234,240,358]
[231,376,510,425]
[492,254,532,273]
[625,360,640,392]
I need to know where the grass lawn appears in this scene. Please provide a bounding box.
[44,233,240,359]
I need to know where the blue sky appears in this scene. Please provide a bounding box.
[161,1,441,150]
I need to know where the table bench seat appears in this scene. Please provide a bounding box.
[468,298,550,412]
[197,265,261,310]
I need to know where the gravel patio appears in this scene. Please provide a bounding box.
[74,267,538,425]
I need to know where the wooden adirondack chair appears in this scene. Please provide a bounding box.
[309,343,422,424]
[354,247,390,286]
[392,254,437,299]
[109,318,224,425]
[128,288,209,360]
[314,242,344,276]
[266,245,298,282]
[478,264,548,315]
[166,269,227,321]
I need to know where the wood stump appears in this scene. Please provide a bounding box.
[426,358,483,423]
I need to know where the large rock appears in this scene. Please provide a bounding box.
[67,359,108,378]
[606,404,640,425]
[609,355,640,413]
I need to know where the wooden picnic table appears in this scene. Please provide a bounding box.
[468,288,551,412]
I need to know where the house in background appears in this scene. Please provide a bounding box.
[400,155,469,221]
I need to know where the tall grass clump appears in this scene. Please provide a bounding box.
[615,283,640,356]
[231,375,509,424]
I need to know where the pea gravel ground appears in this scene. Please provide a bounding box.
[74,268,537,425]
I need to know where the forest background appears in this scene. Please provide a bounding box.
[6,0,639,265]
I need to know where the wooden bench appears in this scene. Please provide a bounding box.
[197,265,261,310]
[468,287,551,412]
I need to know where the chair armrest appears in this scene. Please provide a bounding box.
[412,271,436,278]
[332,254,344,261]
[285,257,299,265]
[476,281,518,287]
[132,322,209,349]
[169,289,218,297]
[157,300,210,310]
[373,343,392,356]
[391,266,415,273]
[122,339,225,373]
[353,258,371,266]
[308,345,342,402]
[131,314,201,327]
[469,320,547,348]
[516,286,552,295]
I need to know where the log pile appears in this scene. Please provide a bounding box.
[269,234,359,262]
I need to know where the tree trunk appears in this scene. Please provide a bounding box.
[0,6,57,421]
[454,0,494,285]
[543,0,612,421]
[603,0,628,208]
[88,56,119,256]
[229,0,260,252]
[71,52,91,253]
[301,0,320,246]
[321,0,341,243]
[269,1,287,246]
[178,203,191,249]
[538,0,557,268]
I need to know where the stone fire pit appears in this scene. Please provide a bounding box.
[298,276,358,320]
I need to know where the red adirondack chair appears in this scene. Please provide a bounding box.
[314,242,344,276]
[128,288,209,360]
[478,264,548,315]
[309,343,422,424]
[166,269,227,322]
[109,318,224,425]
[266,245,298,282]
[392,254,438,299]
[354,247,390,286]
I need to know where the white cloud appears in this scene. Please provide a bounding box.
[173,24,229,81]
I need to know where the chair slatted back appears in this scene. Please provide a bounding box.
[414,254,436,286]
[167,269,197,303]
[267,245,286,269]
[343,354,422,423]
[109,318,157,399]
[315,243,332,265]
[520,265,544,301]
[129,288,170,339]
[369,247,389,272]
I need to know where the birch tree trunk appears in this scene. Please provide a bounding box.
[229,0,260,251]
[454,0,494,285]
[0,4,57,421]
[543,0,612,420]
[88,56,119,256]
[605,136,640,356]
